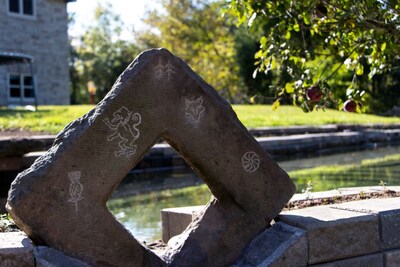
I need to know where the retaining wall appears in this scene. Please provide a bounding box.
[2,187,399,266]
[162,187,400,266]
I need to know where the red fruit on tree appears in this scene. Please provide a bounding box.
[343,99,357,112]
[306,85,323,102]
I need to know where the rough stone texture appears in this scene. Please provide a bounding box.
[309,253,384,267]
[0,0,70,105]
[279,205,380,265]
[34,246,91,267]
[231,222,308,267]
[0,232,34,267]
[331,197,400,250]
[6,49,295,266]
[161,205,204,242]
[384,249,400,267]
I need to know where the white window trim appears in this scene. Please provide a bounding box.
[7,73,36,104]
[7,0,37,19]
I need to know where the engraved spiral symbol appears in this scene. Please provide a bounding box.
[242,151,260,173]
[68,171,84,212]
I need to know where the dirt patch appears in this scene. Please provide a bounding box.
[284,190,400,210]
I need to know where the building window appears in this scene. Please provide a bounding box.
[8,0,35,16]
[9,74,35,101]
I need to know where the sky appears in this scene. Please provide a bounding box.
[67,1,160,40]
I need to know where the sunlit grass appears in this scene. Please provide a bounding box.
[0,105,93,134]
[233,105,400,128]
[290,154,400,193]
[0,104,399,134]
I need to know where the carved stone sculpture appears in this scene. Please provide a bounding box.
[7,48,295,266]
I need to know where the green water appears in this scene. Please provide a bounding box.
[107,145,400,242]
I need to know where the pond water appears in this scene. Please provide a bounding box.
[107,145,400,242]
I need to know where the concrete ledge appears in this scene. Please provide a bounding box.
[0,135,54,157]
[279,205,380,264]
[309,253,384,267]
[34,246,90,267]
[384,249,400,267]
[0,232,34,267]
[331,197,400,250]
[161,205,204,242]
[231,222,308,267]
[160,188,400,266]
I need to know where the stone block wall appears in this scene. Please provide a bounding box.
[0,0,70,105]
[162,189,400,266]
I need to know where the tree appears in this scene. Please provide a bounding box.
[70,3,140,103]
[138,0,245,102]
[227,0,400,112]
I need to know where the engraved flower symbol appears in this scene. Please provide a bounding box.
[68,171,84,212]
[242,151,260,173]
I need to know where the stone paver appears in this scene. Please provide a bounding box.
[279,205,380,264]
[309,253,384,267]
[231,222,308,267]
[332,197,400,250]
[0,232,34,267]
[161,205,203,242]
[384,249,400,267]
[34,246,91,267]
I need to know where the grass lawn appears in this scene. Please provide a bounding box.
[233,105,400,128]
[289,153,400,192]
[0,104,399,134]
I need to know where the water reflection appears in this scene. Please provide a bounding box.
[107,185,211,242]
[107,145,400,243]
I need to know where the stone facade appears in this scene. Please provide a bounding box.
[0,0,72,106]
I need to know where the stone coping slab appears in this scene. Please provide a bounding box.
[160,187,400,266]
[0,232,34,267]
[161,205,204,242]
[279,205,380,264]
[309,253,384,267]
[290,186,400,202]
[384,249,400,267]
[160,186,400,244]
[331,197,400,250]
[0,135,54,157]
[231,222,308,267]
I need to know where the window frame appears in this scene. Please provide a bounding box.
[7,73,36,104]
[7,0,36,19]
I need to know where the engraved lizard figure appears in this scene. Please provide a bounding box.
[104,106,142,157]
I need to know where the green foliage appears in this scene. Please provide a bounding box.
[227,0,400,112]
[137,0,245,102]
[69,3,141,103]
[0,213,17,232]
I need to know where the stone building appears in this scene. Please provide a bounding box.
[0,0,74,106]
